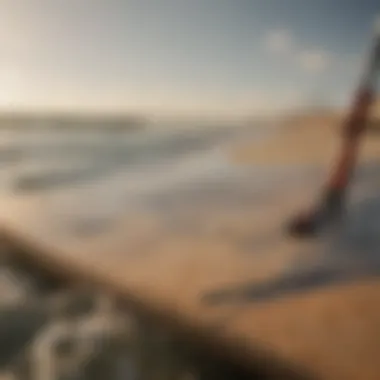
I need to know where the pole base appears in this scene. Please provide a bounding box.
[286,189,345,238]
[287,213,320,237]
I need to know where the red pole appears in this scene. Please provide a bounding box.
[287,21,380,237]
[325,87,374,193]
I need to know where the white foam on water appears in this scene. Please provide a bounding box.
[40,146,236,223]
[0,120,290,226]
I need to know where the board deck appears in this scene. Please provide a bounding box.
[1,153,380,380]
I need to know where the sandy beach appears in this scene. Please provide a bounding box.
[1,105,380,379]
[229,103,380,167]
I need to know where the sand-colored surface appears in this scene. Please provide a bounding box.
[230,111,380,166]
[2,172,380,380]
[2,111,380,379]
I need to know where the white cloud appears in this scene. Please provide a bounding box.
[264,29,294,54]
[264,28,335,75]
[297,50,332,73]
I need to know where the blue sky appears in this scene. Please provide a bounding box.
[0,0,379,117]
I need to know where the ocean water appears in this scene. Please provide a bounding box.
[0,121,281,213]
[0,123,236,181]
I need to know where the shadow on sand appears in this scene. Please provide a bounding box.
[202,159,380,307]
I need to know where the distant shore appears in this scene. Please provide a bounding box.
[0,112,147,131]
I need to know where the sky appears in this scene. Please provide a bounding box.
[0,0,379,118]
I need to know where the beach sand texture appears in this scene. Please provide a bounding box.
[230,103,380,166]
[2,107,380,379]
